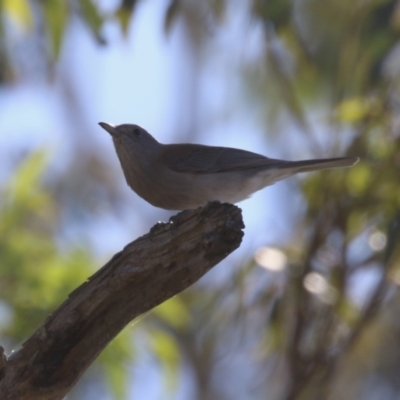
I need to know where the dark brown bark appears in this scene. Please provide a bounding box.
[0,201,244,400]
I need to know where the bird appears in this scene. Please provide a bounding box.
[99,122,359,210]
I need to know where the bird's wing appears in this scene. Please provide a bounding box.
[158,144,279,174]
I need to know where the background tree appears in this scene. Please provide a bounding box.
[0,0,399,399]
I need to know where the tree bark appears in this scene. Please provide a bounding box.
[0,201,244,400]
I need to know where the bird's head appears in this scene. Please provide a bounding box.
[99,122,160,160]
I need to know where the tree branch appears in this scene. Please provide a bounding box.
[0,201,244,400]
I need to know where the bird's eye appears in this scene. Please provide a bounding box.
[133,128,141,136]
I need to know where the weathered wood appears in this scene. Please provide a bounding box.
[0,201,244,400]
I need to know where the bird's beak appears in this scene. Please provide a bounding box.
[99,122,119,137]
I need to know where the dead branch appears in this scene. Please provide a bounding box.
[0,201,244,400]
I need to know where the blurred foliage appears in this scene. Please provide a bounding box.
[0,151,87,341]
[1,0,400,400]
[0,152,133,399]
[148,1,400,399]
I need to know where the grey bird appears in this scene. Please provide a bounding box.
[99,122,359,210]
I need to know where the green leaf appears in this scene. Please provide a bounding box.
[0,151,97,342]
[154,296,191,329]
[41,0,69,59]
[4,150,51,216]
[336,97,370,122]
[149,329,180,392]
[346,162,372,196]
[98,329,134,400]
[2,0,33,30]
[116,0,138,35]
[347,211,367,238]
[79,0,106,44]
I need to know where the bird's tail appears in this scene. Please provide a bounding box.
[281,157,359,173]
